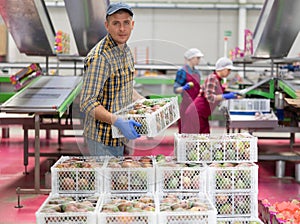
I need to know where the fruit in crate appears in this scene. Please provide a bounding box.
[215,195,229,204]
[264,199,300,223]
[54,157,102,168]
[107,156,153,168]
[219,203,232,215]
[160,193,209,212]
[214,150,224,161]
[156,154,166,163]
[210,162,253,190]
[78,178,90,190]
[201,149,211,160]
[126,99,169,115]
[187,150,198,161]
[216,176,232,190]
[40,196,97,213]
[191,175,200,189]
[101,196,155,213]
[60,177,75,190]
[182,176,191,189]
[167,177,179,189]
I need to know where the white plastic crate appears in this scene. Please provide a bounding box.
[103,156,155,193]
[175,133,258,163]
[112,97,179,138]
[36,193,100,224]
[156,156,207,193]
[98,193,156,224]
[225,98,270,114]
[51,156,106,194]
[157,192,217,224]
[209,192,258,218]
[207,162,258,193]
[217,217,263,224]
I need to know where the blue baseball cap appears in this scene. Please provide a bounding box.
[106,2,133,17]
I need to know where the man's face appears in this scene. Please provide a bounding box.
[105,11,134,45]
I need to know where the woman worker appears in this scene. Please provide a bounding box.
[182,57,240,134]
[173,48,204,133]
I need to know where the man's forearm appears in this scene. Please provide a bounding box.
[94,105,117,125]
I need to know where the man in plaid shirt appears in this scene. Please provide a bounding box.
[80,2,143,156]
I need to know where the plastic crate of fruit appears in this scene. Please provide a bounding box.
[258,198,300,224]
[209,191,258,218]
[175,133,258,163]
[207,162,258,193]
[217,218,264,223]
[112,97,179,138]
[223,98,270,115]
[155,155,207,193]
[98,193,157,224]
[103,156,155,193]
[157,192,217,224]
[36,193,100,224]
[51,156,106,195]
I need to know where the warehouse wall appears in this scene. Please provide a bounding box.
[130,8,244,66]
[1,1,263,65]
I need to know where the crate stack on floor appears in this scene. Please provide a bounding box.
[155,155,217,223]
[175,132,264,224]
[35,97,264,223]
[35,156,106,224]
[98,155,157,223]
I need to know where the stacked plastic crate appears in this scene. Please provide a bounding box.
[223,98,271,115]
[155,156,217,223]
[98,96,180,223]
[175,132,263,224]
[98,156,157,224]
[36,156,106,224]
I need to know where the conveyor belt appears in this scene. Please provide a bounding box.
[0,75,82,195]
[0,76,82,115]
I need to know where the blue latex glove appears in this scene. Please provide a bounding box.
[113,118,142,140]
[222,92,237,99]
[182,83,191,91]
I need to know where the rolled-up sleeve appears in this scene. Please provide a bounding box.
[205,75,218,104]
[173,69,186,93]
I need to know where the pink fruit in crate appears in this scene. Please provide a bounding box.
[191,175,200,189]
[151,104,161,111]
[61,177,75,190]
[216,195,229,204]
[222,162,234,167]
